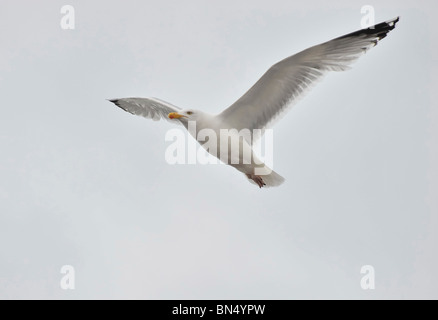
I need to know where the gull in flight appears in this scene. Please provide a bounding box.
[109,17,399,188]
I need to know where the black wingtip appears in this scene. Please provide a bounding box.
[108,98,121,107]
[107,98,129,113]
[391,16,400,26]
[374,16,400,40]
[338,16,400,43]
[367,16,400,32]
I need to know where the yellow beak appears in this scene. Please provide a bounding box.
[168,112,186,119]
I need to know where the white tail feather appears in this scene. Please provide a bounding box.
[246,169,285,188]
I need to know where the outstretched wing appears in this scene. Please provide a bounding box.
[219,17,399,136]
[108,97,187,126]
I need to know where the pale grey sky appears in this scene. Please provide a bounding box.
[0,0,437,299]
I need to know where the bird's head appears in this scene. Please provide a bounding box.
[168,109,203,122]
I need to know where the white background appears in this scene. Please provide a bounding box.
[0,0,437,299]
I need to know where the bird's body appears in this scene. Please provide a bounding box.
[109,17,399,188]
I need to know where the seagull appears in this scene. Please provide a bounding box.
[109,17,399,188]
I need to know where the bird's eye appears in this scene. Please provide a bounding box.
[187,111,193,115]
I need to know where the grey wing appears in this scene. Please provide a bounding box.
[219,17,399,134]
[108,97,187,126]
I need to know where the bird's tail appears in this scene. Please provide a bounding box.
[262,169,285,187]
[246,168,285,188]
